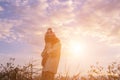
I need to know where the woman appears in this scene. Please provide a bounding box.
[41,28,55,67]
[41,28,61,80]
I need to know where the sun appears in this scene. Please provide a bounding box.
[68,41,86,56]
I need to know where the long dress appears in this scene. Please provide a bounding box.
[41,30,61,80]
[41,42,61,80]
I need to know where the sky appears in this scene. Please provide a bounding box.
[0,0,120,75]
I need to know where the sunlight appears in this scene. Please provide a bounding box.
[68,41,86,56]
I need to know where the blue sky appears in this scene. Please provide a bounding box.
[0,0,120,75]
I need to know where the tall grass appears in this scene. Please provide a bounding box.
[0,58,120,80]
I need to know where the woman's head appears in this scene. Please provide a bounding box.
[47,28,52,33]
[45,28,56,43]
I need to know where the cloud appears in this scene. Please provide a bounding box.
[74,0,120,45]
[0,19,25,42]
[0,6,3,11]
[0,20,13,40]
[0,0,120,46]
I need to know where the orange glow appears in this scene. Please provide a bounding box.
[68,40,86,57]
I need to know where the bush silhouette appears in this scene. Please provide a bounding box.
[0,58,120,80]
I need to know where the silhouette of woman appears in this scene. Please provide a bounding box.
[41,28,61,80]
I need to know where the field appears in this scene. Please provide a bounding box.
[0,58,120,80]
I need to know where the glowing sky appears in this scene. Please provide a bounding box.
[0,0,120,75]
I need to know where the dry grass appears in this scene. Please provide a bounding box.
[0,58,120,80]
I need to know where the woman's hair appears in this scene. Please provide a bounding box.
[47,28,52,33]
[51,36,60,45]
[45,28,59,44]
[45,28,54,43]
